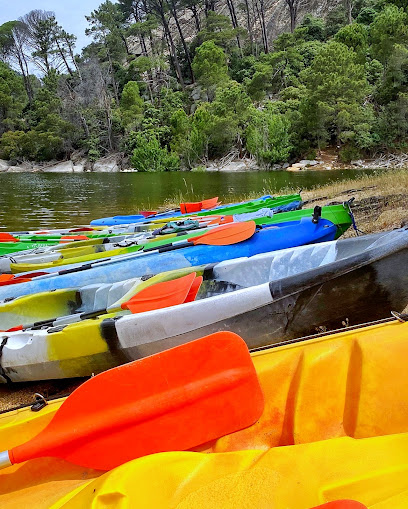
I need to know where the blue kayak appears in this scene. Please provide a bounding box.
[90,195,277,226]
[0,217,338,301]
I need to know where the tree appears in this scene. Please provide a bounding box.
[192,13,246,55]
[344,0,353,24]
[370,4,408,64]
[285,0,309,33]
[86,1,130,55]
[300,41,372,150]
[298,14,325,41]
[192,41,229,97]
[130,131,179,170]
[149,0,186,86]
[0,61,27,134]
[335,23,368,62]
[119,80,144,128]
[246,107,292,166]
[20,10,59,75]
[208,81,254,155]
[0,21,33,102]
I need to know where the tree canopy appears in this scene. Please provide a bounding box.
[1,0,408,168]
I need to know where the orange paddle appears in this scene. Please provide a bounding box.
[0,233,18,242]
[0,332,264,471]
[184,276,203,302]
[143,221,256,253]
[121,272,198,313]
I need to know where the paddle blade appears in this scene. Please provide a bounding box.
[201,197,219,210]
[0,272,49,286]
[0,233,18,242]
[190,221,256,246]
[208,215,234,226]
[184,276,202,303]
[9,332,264,470]
[140,211,157,218]
[59,235,89,243]
[121,272,196,313]
[0,274,14,282]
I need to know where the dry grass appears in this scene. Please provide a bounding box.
[303,169,408,235]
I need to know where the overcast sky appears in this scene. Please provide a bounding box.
[0,0,112,51]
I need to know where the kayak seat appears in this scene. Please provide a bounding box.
[106,279,141,308]
[77,284,104,313]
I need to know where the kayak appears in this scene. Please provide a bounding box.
[0,202,352,277]
[0,201,350,258]
[0,202,303,273]
[0,317,407,507]
[10,195,303,241]
[2,227,408,381]
[0,216,340,303]
[90,194,282,226]
[0,268,191,331]
[55,433,408,508]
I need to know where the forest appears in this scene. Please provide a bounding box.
[0,0,408,170]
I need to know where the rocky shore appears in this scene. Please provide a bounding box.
[2,150,408,173]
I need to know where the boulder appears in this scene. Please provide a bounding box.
[219,161,248,172]
[351,160,365,167]
[0,160,9,172]
[287,165,302,172]
[7,165,31,172]
[93,154,121,172]
[299,159,319,167]
[190,85,202,102]
[41,161,74,172]
[292,162,307,169]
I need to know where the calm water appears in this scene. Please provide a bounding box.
[0,169,375,231]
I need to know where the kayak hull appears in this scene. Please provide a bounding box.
[1,229,408,382]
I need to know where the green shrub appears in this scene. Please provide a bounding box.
[130,132,180,171]
[190,165,206,172]
[0,130,63,161]
[339,144,362,163]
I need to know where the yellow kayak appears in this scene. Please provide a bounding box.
[55,432,408,508]
[0,317,407,507]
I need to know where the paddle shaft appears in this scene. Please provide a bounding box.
[0,452,10,468]
[34,239,198,280]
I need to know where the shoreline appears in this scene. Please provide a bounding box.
[2,150,408,173]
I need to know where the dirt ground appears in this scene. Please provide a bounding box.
[1,169,407,412]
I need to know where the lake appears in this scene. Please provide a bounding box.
[1,169,375,231]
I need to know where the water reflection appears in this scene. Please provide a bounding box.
[0,169,375,230]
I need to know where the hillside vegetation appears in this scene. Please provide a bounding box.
[1,0,408,170]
